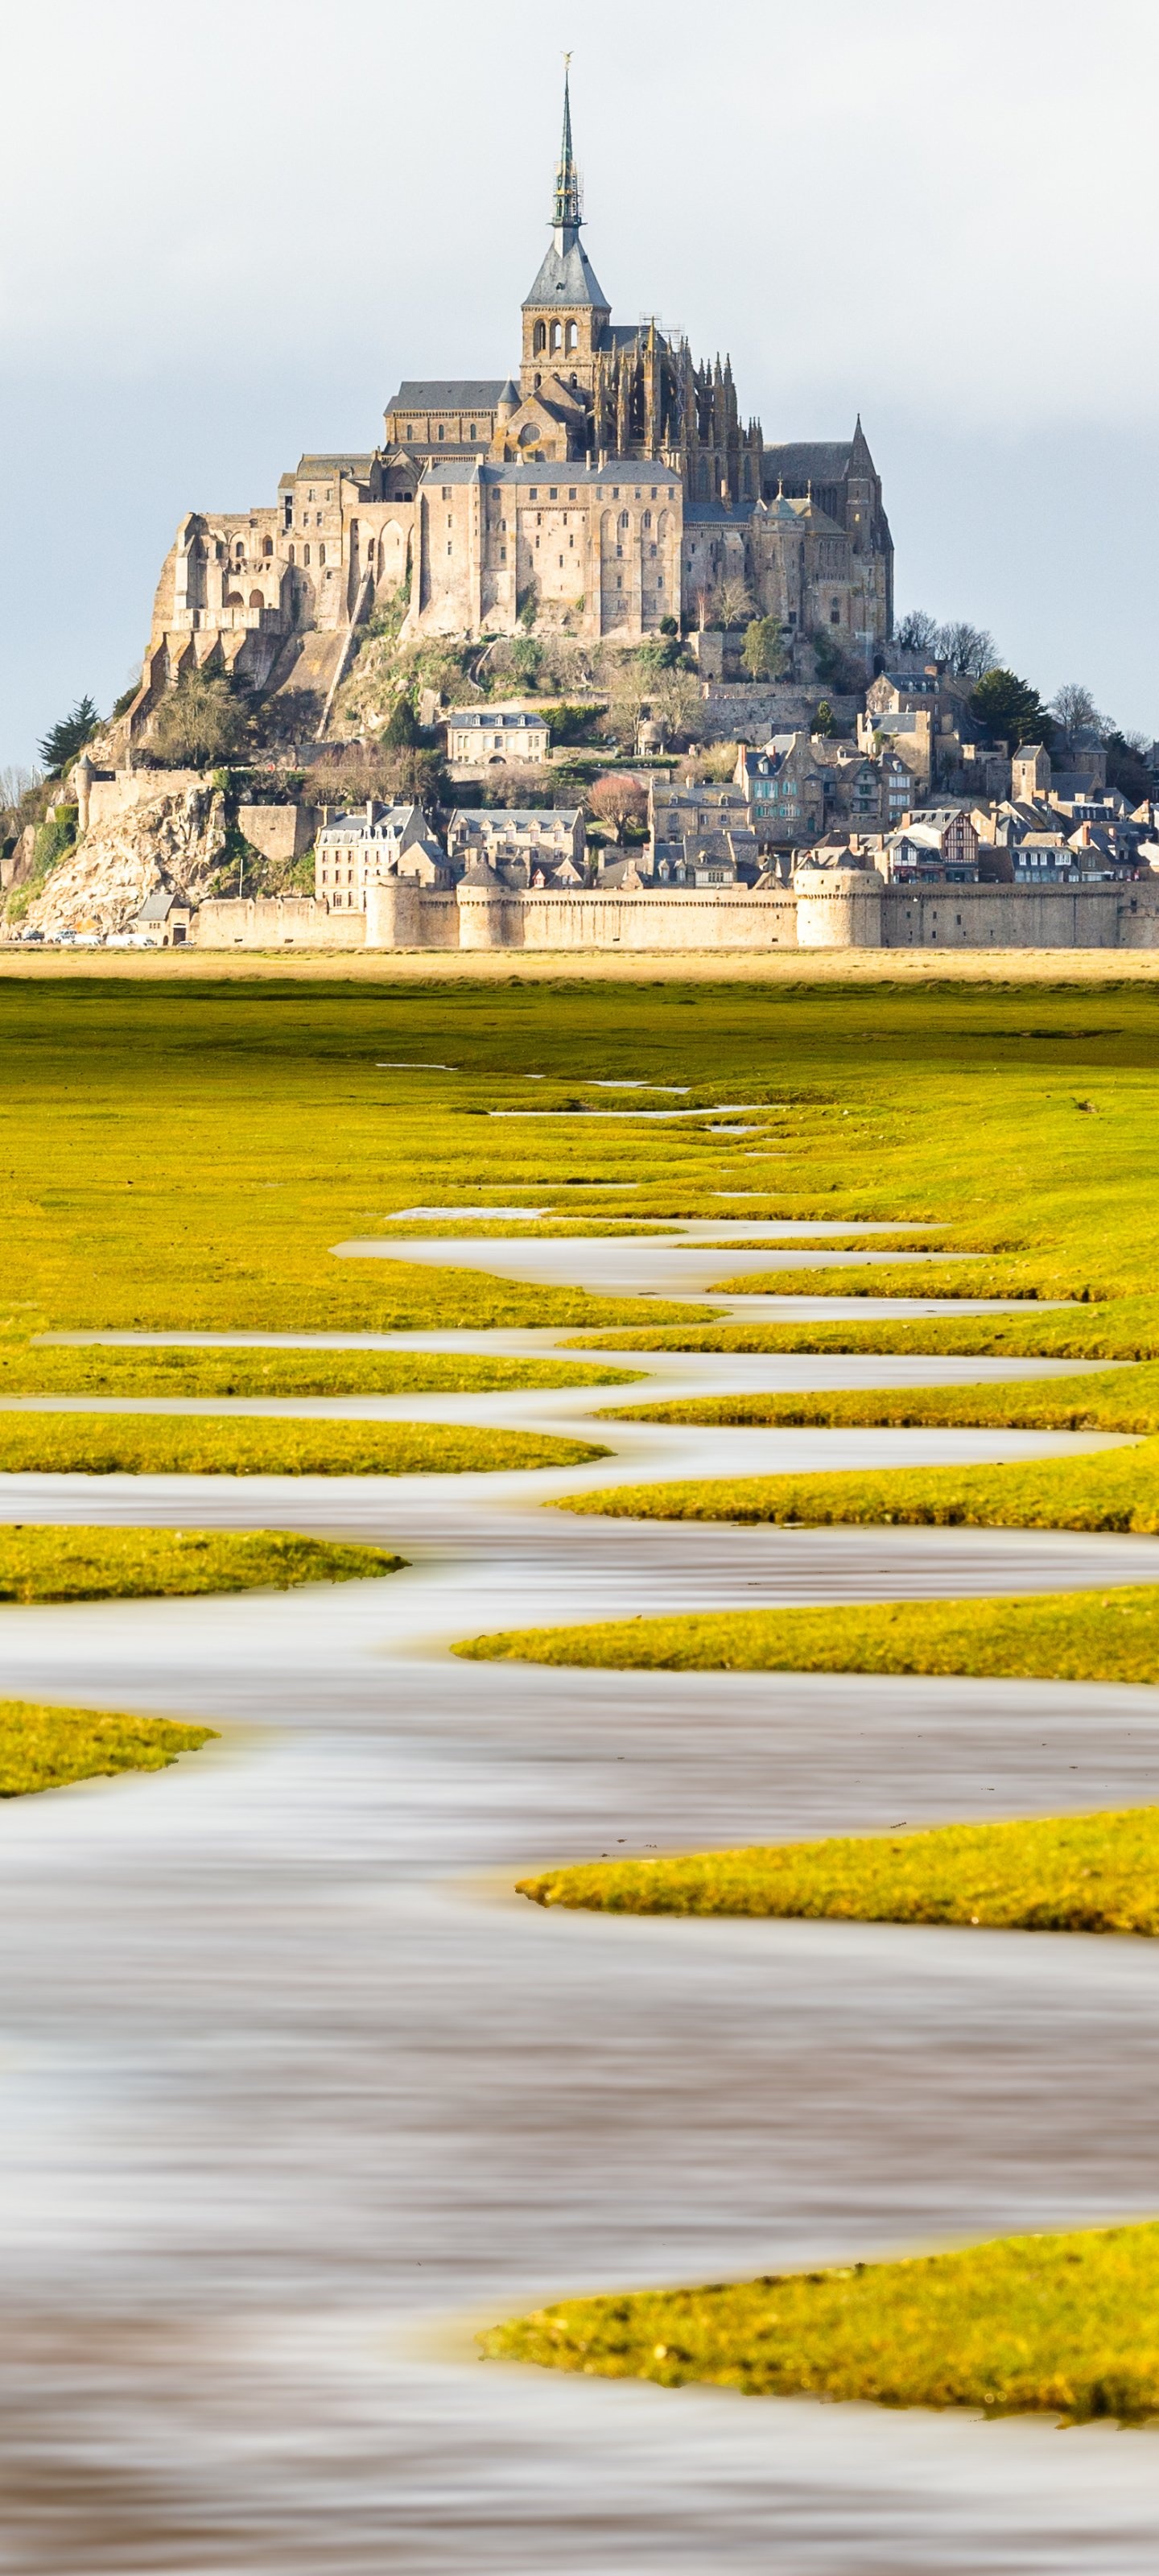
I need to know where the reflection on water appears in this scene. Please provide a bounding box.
[0,1278,1157,2568]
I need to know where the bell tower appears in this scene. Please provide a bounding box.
[520,60,610,402]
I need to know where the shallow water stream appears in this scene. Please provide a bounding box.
[2,1237,1157,2570]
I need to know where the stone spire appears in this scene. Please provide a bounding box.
[552,56,582,250]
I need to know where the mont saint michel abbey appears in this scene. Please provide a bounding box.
[143,74,893,720]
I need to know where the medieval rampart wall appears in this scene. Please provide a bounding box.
[188,880,1159,953]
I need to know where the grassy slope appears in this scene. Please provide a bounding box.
[1,979,1159,1343]
[553,1440,1159,1531]
[0,1415,605,1476]
[0,1698,217,1796]
[0,1527,403,1600]
[517,1805,1159,1935]
[453,1583,1159,1686]
[3,1349,642,1397]
[481,2223,1159,2420]
[599,1362,1159,1433]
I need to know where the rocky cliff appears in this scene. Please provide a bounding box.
[17,782,226,939]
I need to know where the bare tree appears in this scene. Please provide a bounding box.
[938,621,998,679]
[1050,682,1103,740]
[588,774,648,844]
[711,573,755,630]
[650,667,705,746]
[894,609,942,654]
[893,610,997,677]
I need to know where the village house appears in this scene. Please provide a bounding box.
[444,708,551,767]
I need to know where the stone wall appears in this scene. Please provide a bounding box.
[237,804,316,864]
[188,877,1159,955]
[196,897,366,949]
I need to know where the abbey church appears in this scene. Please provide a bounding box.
[138,75,893,730]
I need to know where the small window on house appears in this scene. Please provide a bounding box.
[437,424,444,440]
[568,487,576,500]
[469,423,476,439]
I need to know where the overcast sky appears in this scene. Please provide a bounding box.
[2,0,1157,767]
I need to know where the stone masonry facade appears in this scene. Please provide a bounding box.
[130,71,893,742]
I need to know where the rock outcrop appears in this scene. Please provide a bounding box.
[19,782,226,939]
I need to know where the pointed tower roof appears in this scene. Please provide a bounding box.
[523,59,609,312]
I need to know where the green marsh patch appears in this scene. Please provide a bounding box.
[552,1439,1159,1532]
[454,1583,1159,1689]
[517,1804,1159,1936]
[0,1698,217,1798]
[599,1362,1159,1435]
[481,2222,1159,2420]
[0,1526,403,1601]
[0,1415,606,1477]
[9,1348,643,1399]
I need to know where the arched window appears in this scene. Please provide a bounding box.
[233,538,244,559]
[830,601,840,624]
[565,320,577,351]
[550,320,562,353]
[534,321,546,354]
[303,544,311,565]
[619,510,629,529]
[249,588,264,609]
[642,509,651,530]
[225,589,243,606]
[288,543,295,564]
[318,543,326,566]
[262,536,273,557]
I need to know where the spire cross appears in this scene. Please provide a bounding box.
[553,56,582,237]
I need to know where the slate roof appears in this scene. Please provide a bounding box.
[293,454,375,477]
[385,382,506,411]
[762,441,856,486]
[523,235,609,310]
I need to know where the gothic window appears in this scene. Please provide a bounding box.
[697,460,708,499]
[534,322,546,354]
[830,602,840,623]
[642,510,651,529]
[618,510,629,529]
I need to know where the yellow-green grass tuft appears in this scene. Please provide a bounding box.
[553,1439,1159,1532]
[564,1298,1159,1361]
[711,1260,1059,1301]
[597,1362,1159,1435]
[0,1698,217,1797]
[0,1415,607,1477]
[516,1804,1159,1936]
[481,2222,1159,2420]
[0,1526,404,1601]
[453,1583,1159,1689]
[6,1349,645,1399]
